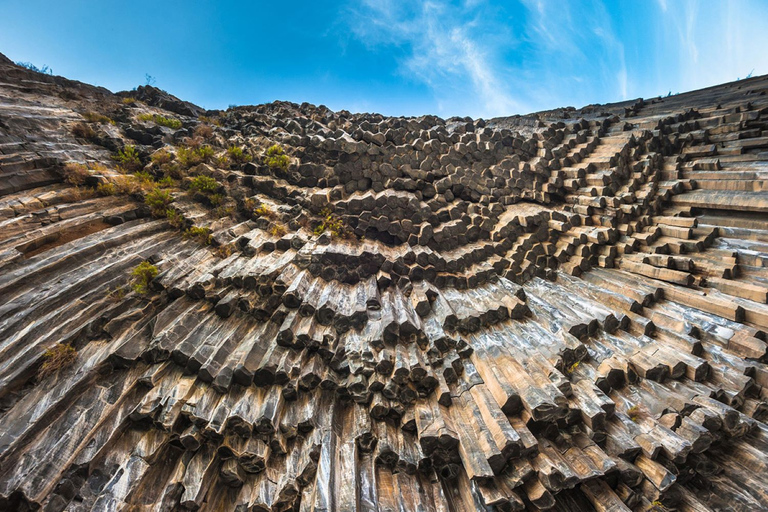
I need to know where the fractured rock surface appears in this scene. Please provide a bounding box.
[1,54,768,511]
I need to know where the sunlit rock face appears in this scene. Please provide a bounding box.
[1,53,768,511]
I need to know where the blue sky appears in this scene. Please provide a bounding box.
[1,0,767,118]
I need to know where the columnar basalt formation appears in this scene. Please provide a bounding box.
[1,53,768,511]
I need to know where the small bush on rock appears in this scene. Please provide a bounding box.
[151,149,173,166]
[177,145,214,168]
[62,163,90,185]
[38,343,77,380]
[138,113,182,129]
[269,223,287,237]
[165,208,185,229]
[254,203,276,219]
[195,124,214,139]
[82,111,114,124]
[113,145,142,172]
[131,261,158,294]
[189,175,219,194]
[265,144,289,171]
[97,182,117,196]
[227,145,252,164]
[72,122,97,141]
[314,209,351,239]
[184,226,212,245]
[145,188,174,216]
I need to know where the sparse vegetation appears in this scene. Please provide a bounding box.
[157,176,177,188]
[265,144,289,171]
[213,244,233,258]
[131,261,158,294]
[133,170,155,186]
[151,149,173,166]
[165,208,185,229]
[189,175,219,194]
[113,145,142,172]
[38,344,77,380]
[184,226,212,245]
[145,188,174,216]
[627,405,642,423]
[62,163,90,185]
[106,285,127,302]
[177,145,214,168]
[208,193,225,207]
[72,122,97,141]
[122,97,138,105]
[69,186,97,201]
[138,113,182,129]
[82,111,114,124]
[97,182,117,196]
[227,145,252,164]
[314,209,351,239]
[566,360,580,374]
[114,175,142,195]
[269,223,287,237]
[213,204,235,218]
[253,203,276,219]
[198,115,222,127]
[195,124,214,139]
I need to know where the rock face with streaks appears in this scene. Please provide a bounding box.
[1,54,768,511]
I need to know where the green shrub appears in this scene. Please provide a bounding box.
[269,223,287,237]
[177,145,214,168]
[113,145,142,172]
[138,113,182,129]
[133,170,155,186]
[189,175,219,194]
[184,226,212,245]
[227,145,252,164]
[253,203,276,219]
[131,261,158,294]
[157,176,177,188]
[265,144,289,171]
[97,182,116,196]
[314,209,350,239]
[145,188,174,215]
[38,344,77,380]
[106,286,126,302]
[165,208,185,229]
[208,193,225,207]
[82,111,114,124]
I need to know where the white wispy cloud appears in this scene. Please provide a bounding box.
[653,0,768,94]
[342,0,768,118]
[344,0,525,117]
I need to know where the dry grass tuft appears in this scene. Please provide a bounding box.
[38,343,77,380]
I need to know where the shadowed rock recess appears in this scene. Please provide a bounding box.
[1,52,768,512]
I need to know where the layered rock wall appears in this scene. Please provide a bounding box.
[1,56,768,511]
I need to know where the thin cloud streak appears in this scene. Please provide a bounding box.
[345,0,523,118]
[344,0,631,117]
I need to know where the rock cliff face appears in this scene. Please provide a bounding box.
[1,54,768,511]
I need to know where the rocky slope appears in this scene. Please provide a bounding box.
[1,53,768,511]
